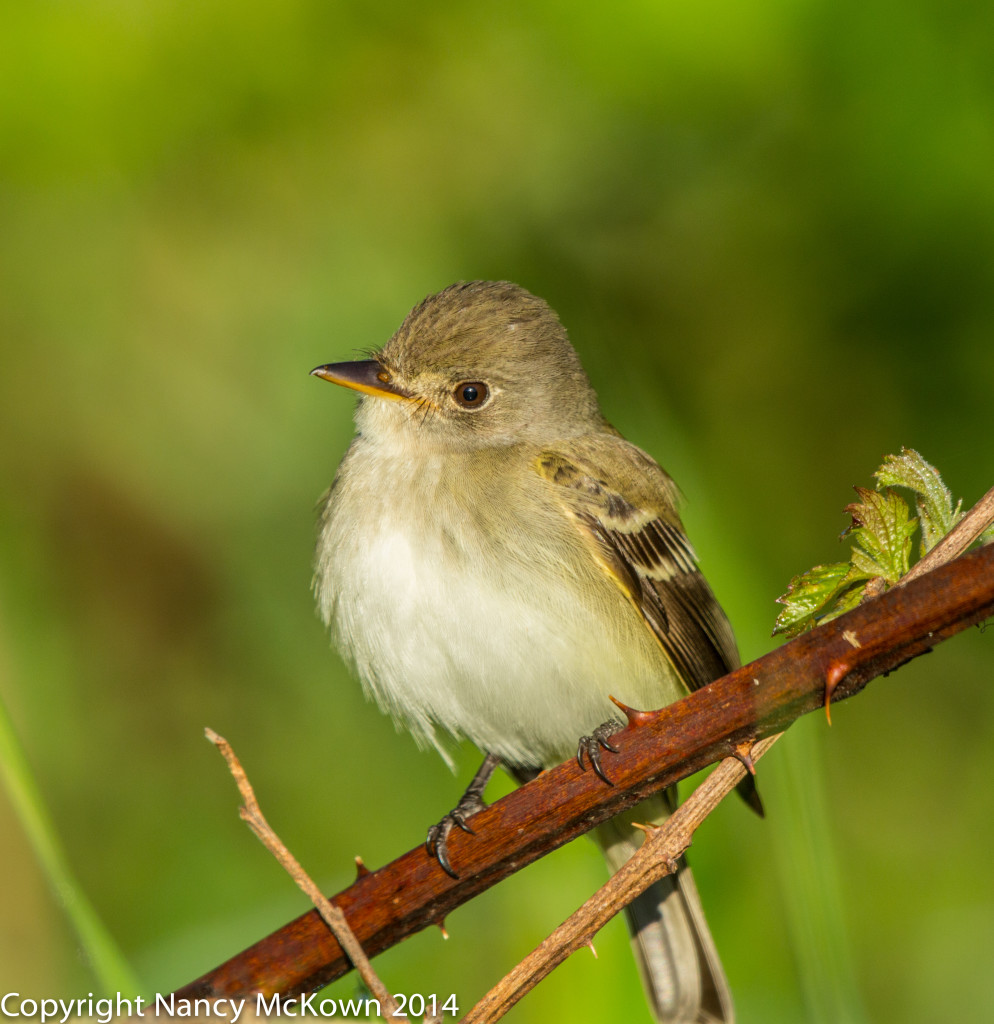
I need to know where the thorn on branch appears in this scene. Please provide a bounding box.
[609,695,655,728]
[730,741,757,775]
[824,660,854,725]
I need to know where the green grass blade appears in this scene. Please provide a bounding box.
[0,691,142,994]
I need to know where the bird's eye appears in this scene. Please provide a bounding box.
[453,381,489,409]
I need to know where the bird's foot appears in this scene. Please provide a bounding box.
[426,751,500,878]
[577,717,624,784]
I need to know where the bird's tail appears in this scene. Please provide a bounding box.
[594,793,734,1024]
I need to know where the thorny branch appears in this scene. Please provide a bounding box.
[177,522,994,1012]
[464,494,994,1021]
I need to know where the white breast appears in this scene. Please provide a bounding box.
[316,441,677,769]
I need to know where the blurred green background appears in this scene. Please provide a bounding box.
[2,1,993,1021]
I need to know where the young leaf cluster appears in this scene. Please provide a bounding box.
[773,449,972,638]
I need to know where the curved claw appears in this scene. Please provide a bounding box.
[425,753,499,878]
[577,718,624,785]
[426,818,461,879]
[426,798,487,879]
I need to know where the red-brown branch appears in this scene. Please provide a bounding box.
[174,542,994,1000]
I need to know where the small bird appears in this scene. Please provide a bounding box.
[312,281,738,1023]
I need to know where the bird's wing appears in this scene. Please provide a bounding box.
[534,434,738,693]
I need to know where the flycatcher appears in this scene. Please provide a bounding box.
[312,281,738,1024]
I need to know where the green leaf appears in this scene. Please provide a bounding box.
[875,448,961,554]
[773,562,855,638]
[818,580,866,624]
[844,486,917,583]
[772,450,988,642]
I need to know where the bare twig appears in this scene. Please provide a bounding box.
[899,484,994,585]
[461,735,780,1023]
[205,730,410,1020]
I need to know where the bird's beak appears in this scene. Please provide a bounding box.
[309,360,410,401]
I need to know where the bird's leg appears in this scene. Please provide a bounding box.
[577,717,625,784]
[426,751,500,878]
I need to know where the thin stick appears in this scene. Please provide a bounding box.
[204,729,411,1021]
[899,485,994,585]
[461,736,779,1024]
